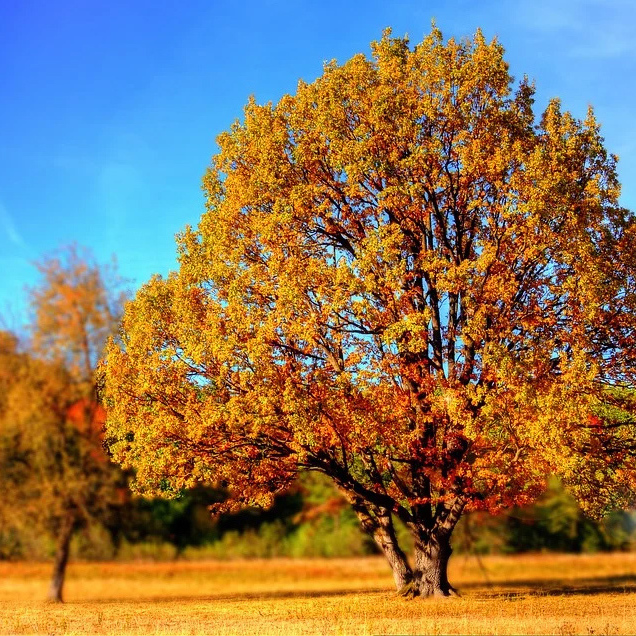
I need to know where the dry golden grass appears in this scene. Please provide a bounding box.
[1,553,635,634]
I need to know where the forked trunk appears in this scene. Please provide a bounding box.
[346,491,463,598]
[47,515,75,603]
[401,496,466,597]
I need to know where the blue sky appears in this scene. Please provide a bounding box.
[1,0,635,326]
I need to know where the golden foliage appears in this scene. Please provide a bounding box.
[103,28,636,590]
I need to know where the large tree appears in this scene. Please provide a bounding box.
[0,246,127,602]
[102,29,636,597]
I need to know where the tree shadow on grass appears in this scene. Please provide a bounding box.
[78,587,390,605]
[68,574,636,604]
[462,574,636,599]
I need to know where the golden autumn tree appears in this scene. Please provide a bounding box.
[102,29,636,597]
[0,246,127,603]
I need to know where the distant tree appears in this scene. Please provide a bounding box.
[0,246,127,602]
[102,29,636,597]
[29,245,125,386]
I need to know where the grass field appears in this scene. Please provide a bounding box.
[1,553,635,634]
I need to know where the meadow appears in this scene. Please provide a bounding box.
[1,553,635,635]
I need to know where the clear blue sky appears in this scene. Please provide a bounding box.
[1,0,635,326]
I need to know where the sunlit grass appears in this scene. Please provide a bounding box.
[1,553,635,634]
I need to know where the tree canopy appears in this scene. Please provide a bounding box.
[102,28,636,597]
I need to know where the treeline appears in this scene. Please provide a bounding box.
[2,471,634,562]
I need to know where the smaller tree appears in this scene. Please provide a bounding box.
[0,246,127,602]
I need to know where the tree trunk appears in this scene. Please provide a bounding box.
[349,499,413,591]
[340,484,464,598]
[401,495,466,597]
[47,515,75,603]
[374,516,412,591]
[411,532,456,597]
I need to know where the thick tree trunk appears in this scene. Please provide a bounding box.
[404,496,466,598]
[412,533,456,597]
[338,480,464,598]
[47,515,75,603]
